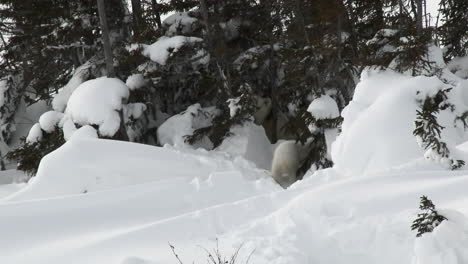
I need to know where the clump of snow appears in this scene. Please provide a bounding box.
[62,118,77,141]
[332,69,468,176]
[162,12,199,37]
[141,36,203,65]
[124,103,147,120]
[227,97,241,118]
[412,209,468,264]
[447,56,468,79]
[126,74,147,90]
[157,104,218,149]
[307,95,339,120]
[69,125,98,141]
[52,61,92,112]
[65,77,129,137]
[217,122,273,170]
[38,111,64,133]
[25,123,43,143]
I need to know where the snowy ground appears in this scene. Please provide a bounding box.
[2,69,468,263]
[1,136,468,264]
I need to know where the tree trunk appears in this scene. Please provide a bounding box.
[151,0,162,29]
[97,0,115,78]
[416,0,424,30]
[294,0,311,45]
[131,0,143,38]
[199,0,212,40]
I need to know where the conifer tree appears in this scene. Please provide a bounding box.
[411,196,447,237]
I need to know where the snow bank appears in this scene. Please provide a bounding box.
[332,70,468,176]
[413,210,468,264]
[65,77,129,137]
[142,36,202,65]
[6,137,275,201]
[307,95,339,119]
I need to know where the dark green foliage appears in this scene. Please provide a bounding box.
[413,88,465,170]
[6,129,65,176]
[438,0,468,59]
[411,196,447,237]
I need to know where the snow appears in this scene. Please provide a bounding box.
[62,118,77,141]
[25,123,43,143]
[447,56,468,79]
[5,62,468,264]
[3,137,468,263]
[227,97,241,118]
[126,74,147,90]
[65,77,129,137]
[162,12,198,36]
[124,103,147,120]
[217,122,273,170]
[307,95,340,119]
[157,104,218,149]
[141,36,203,65]
[52,62,92,112]
[38,111,64,133]
[70,125,98,141]
[413,210,468,264]
[331,69,468,177]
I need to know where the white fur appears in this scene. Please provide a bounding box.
[271,141,300,188]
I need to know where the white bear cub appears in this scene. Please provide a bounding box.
[271,141,301,188]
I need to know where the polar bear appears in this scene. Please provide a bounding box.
[253,96,272,125]
[271,140,311,188]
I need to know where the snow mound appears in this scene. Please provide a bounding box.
[307,95,339,119]
[447,56,468,79]
[6,137,275,201]
[70,125,98,140]
[331,70,468,176]
[142,36,202,65]
[413,209,468,264]
[65,77,129,137]
[216,122,273,170]
[157,104,218,149]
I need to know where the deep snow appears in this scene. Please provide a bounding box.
[2,70,468,264]
[2,135,468,264]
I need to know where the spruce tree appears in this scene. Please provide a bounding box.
[411,196,447,237]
